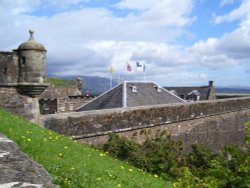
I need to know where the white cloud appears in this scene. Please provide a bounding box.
[220,0,236,7]
[117,0,195,27]
[0,0,249,86]
[115,0,156,10]
[215,0,250,23]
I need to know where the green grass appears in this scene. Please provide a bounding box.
[0,108,171,188]
[47,77,73,86]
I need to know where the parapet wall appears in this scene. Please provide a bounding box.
[0,52,18,84]
[40,97,250,150]
[0,87,40,122]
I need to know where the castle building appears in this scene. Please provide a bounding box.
[164,81,216,102]
[76,81,185,111]
[0,30,49,97]
[0,30,49,122]
[0,31,90,118]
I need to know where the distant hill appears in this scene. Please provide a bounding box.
[215,87,250,94]
[47,75,250,95]
[49,75,118,95]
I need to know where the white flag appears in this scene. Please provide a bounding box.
[136,62,144,72]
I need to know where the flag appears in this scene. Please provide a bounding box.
[127,63,132,72]
[136,62,144,72]
[110,65,114,75]
[143,64,146,72]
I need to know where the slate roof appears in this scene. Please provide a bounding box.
[76,81,185,111]
[164,86,211,101]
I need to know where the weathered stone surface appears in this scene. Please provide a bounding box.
[40,97,250,151]
[0,52,19,84]
[0,134,57,188]
[0,88,40,123]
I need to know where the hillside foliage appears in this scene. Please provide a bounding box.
[102,124,250,188]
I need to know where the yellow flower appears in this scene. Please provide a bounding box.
[117,184,122,187]
[27,138,31,142]
[129,169,133,172]
[154,174,158,178]
[58,153,63,157]
[64,146,68,149]
[96,177,101,181]
[99,153,105,157]
[120,166,124,170]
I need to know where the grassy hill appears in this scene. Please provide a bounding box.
[55,75,119,95]
[0,108,171,188]
[47,77,74,86]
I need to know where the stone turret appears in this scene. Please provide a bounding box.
[16,30,49,97]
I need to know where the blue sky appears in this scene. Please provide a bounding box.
[0,0,250,87]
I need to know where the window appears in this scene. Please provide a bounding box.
[154,85,162,92]
[180,94,185,99]
[132,86,137,92]
[21,57,26,65]
[157,87,162,92]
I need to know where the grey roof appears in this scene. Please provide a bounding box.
[164,86,211,100]
[76,81,185,111]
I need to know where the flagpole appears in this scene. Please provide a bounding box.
[110,65,114,89]
[110,74,112,89]
[143,63,146,82]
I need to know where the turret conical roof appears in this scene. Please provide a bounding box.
[18,30,46,51]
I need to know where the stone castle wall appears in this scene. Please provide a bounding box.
[81,109,249,152]
[0,87,40,122]
[0,52,18,84]
[57,97,92,113]
[40,97,250,151]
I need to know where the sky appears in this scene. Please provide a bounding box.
[0,0,250,87]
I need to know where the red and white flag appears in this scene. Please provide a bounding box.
[127,63,132,72]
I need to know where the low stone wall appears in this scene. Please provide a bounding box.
[40,97,250,151]
[57,97,92,113]
[81,109,249,151]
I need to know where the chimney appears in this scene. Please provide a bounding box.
[209,81,213,87]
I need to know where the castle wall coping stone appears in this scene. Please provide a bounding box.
[0,133,58,188]
[40,97,250,138]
